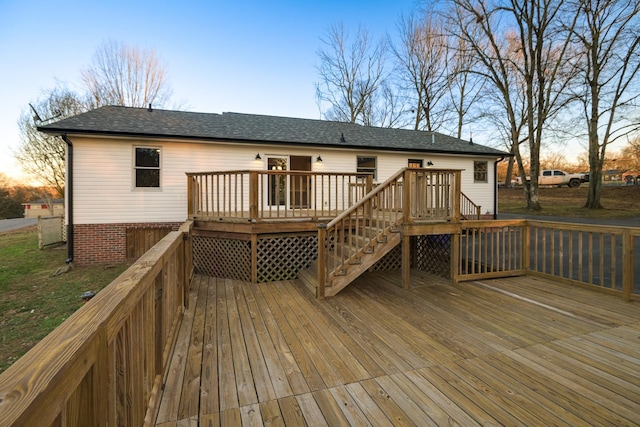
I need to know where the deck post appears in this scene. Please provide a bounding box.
[403,168,411,224]
[452,171,461,222]
[451,232,460,283]
[187,176,195,217]
[622,229,633,301]
[249,171,259,220]
[402,234,411,289]
[317,224,327,298]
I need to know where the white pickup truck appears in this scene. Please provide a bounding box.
[516,170,586,188]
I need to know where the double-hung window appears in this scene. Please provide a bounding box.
[357,156,377,180]
[474,161,488,183]
[134,147,161,188]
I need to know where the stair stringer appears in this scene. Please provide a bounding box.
[324,230,402,297]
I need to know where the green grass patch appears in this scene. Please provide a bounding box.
[499,185,640,219]
[0,226,128,373]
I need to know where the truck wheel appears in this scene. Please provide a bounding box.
[568,179,580,188]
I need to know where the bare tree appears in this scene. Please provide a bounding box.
[393,13,452,131]
[15,87,84,197]
[316,22,388,125]
[446,6,529,191]
[448,0,579,210]
[446,36,486,139]
[621,135,640,169]
[570,0,640,208]
[17,41,177,191]
[81,40,173,109]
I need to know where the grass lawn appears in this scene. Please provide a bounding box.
[0,226,128,373]
[499,184,640,219]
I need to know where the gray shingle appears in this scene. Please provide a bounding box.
[39,105,508,156]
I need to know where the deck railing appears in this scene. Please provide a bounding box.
[458,220,528,280]
[460,192,482,220]
[0,221,194,427]
[458,219,639,301]
[403,169,461,223]
[187,170,373,221]
[318,168,461,297]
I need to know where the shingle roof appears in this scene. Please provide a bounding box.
[39,105,508,157]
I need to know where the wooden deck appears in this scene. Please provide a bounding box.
[155,272,640,426]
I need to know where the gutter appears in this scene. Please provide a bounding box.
[62,134,73,263]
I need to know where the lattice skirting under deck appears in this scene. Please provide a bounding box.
[193,233,318,282]
[413,234,451,278]
[193,233,451,283]
[371,234,451,279]
[257,234,318,282]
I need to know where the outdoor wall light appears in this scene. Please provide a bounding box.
[255,153,262,160]
[427,161,434,166]
[316,155,323,162]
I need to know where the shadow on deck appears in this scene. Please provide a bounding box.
[155,272,640,426]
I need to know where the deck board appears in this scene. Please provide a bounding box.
[155,271,640,426]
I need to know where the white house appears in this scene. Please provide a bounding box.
[22,198,64,219]
[39,105,509,266]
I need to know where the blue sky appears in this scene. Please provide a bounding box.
[0,0,420,180]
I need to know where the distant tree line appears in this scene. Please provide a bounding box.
[0,173,56,219]
[315,0,640,210]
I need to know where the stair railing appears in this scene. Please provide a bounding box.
[461,192,481,220]
[318,169,407,297]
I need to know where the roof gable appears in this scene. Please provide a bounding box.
[39,105,509,157]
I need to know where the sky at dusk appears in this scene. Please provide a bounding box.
[0,0,423,180]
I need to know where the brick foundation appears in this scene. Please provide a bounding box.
[72,222,181,266]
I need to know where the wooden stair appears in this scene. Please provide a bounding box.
[297,167,474,298]
[298,224,402,297]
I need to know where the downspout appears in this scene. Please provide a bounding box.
[62,134,74,263]
[494,156,506,219]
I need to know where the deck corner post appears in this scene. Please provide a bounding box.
[249,171,259,220]
[402,234,411,289]
[451,231,460,283]
[453,171,462,222]
[317,224,327,298]
[403,168,411,223]
[187,175,195,217]
[622,229,633,301]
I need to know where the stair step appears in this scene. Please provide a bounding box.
[325,231,402,297]
[297,267,319,297]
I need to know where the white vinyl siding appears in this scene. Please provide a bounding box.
[70,137,499,224]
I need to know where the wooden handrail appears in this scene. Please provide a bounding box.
[318,168,462,296]
[326,168,408,229]
[460,191,481,220]
[317,169,406,297]
[0,221,194,426]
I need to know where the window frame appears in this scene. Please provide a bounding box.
[133,146,162,190]
[357,155,377,181]
[408,159,423,168]
[473,160,488,183]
